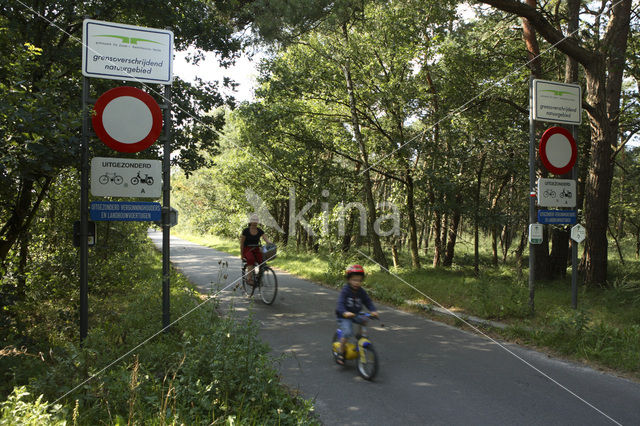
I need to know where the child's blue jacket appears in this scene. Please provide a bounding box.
[335,284,376,318]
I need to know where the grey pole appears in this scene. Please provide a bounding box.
[528,77,536,314]
[80,77,90,341]
[571,124,578,309]
[162,84,172,330]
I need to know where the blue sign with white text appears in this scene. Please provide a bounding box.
[90,201,161,221]
[537,210,577,225]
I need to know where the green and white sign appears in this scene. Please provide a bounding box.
[82,19,173,84]
[529,223,543,245]
[532,79,581,125]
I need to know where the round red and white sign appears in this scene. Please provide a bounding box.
[539,126,577,175]
[92,86,163,153]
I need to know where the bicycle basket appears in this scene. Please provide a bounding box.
[261,244,277,261]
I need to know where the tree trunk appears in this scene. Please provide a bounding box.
[514,225,528,279]
[474,153,486,276]
[17,231,29,302]
[582,66,615,286]
[281,200,290,247]
[490,175,509,267]
[405,171,421,268]
[550,227,570,278]
[341,26,388,270]
[0,177,52,266]
[391,238,400,268]
[432,207,442,268]
[608,225,625,265]
[442,194,462,267]
[500,223,512,263]
[423,215,431,257]
[441,212,448,254]
[341,210,355,252]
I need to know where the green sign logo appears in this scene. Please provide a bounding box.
[542,89,574,97]
[95,35,163,45]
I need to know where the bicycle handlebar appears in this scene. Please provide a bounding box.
[357,312,384,327]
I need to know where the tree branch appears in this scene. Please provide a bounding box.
[478,0,596,66]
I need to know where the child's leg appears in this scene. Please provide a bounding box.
[340,337,347,354]
[337,318,353,358]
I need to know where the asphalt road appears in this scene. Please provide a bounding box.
[149,231,640,425]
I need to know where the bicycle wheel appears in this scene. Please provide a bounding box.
[356,343,378,381]
[259,266,278,305]
[114,175,123,185]
[99,175,108,184]
[331,332,343,365]
[241,264,252,296]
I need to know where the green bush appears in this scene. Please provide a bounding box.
[1,215,316,424]
[0,386,67,425]
[466,278,530,320]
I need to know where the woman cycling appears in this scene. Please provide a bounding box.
[240,214,272,285]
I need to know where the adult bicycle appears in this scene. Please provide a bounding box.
[331,312,379,380]
[241,244,278,305]
[98,172,123,185]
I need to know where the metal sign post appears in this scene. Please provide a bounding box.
[80,19,173,341]
[162,84,171,330]
[80,76,90,341]
[528,77,536,314]
[571,125,579,309]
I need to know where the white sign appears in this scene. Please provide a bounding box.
[82,19,173,84]
[571,224,586,243]
[537,178,576,208]
[532,79,581,125]
[91,157,162,198]
[529,223,543,244]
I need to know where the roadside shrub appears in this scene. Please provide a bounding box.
[0,386,67,425]
[466,279,529,319]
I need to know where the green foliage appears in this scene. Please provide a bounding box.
[513,308,640,372]
[1,231,317,424]
[0,387,66,425]
[0,169,315,424]
[465,277,530,319]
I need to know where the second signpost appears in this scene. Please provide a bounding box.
[529,78,584,310]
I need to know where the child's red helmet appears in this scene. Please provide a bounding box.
[345,264,365,278]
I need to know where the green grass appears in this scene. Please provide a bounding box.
[1,231,318,425]
[175,229,640,378]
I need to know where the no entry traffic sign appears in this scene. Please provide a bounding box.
[92,86,163,153]
[539,126,577,175]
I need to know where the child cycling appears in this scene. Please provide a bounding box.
[335,264,378,365]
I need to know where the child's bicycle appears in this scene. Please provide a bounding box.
[331,312,379,380]
[240,244,278,305]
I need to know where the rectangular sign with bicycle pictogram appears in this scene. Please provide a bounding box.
[90,201,161,221]
[537,178,576,208]
[91,157,161,198]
